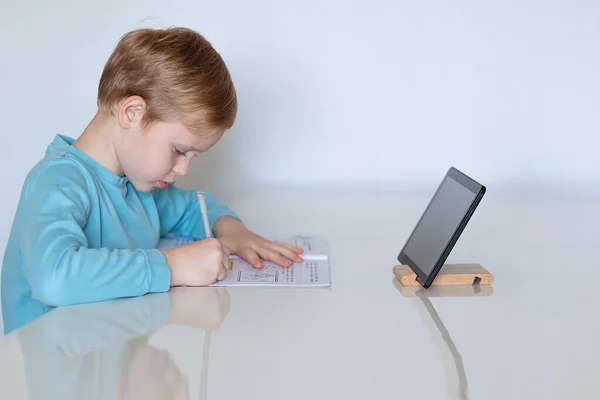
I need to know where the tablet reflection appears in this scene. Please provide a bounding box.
[16,287,230,400]
[393,279,493,400]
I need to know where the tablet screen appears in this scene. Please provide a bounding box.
[402,175,478,277]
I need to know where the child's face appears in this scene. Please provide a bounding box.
[118,119,224,192]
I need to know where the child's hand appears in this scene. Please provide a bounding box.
[161,238,229,286]
[214,217,303,269]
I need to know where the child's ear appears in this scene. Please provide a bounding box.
[118,96,146,129]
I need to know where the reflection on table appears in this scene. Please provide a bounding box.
[15,287,230,400]
[394,278,494,400]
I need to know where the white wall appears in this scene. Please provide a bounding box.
[1,0,599,331]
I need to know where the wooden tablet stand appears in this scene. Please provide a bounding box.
[392,277,494,297]
[393,264,494,287]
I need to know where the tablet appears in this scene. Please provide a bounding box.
[397,167,486,288]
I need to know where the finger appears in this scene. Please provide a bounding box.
[258,249,292,268]
[217,241,231,272]
[221,261,227,275]
[241,249,263,269]
[217,266,227,281]
[267,242,303,263]
[273,241,304,254]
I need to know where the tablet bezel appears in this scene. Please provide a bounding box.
[397,167,486,288]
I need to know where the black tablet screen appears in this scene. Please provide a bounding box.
[402,175,477,277]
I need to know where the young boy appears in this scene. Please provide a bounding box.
[1,27,303,332]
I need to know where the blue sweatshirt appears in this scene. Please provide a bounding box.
[1,134,239,333]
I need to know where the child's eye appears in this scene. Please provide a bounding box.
[173,148,185,156]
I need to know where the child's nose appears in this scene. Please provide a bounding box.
[173,161,190,176]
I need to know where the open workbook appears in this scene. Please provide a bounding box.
[157,234,331,287]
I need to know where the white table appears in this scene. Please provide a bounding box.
[1,186,599,400]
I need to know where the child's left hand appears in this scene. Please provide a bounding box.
[214,217,303,269]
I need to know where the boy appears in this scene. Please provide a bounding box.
[1,27,303,332]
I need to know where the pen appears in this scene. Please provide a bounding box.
[198,191,233,270]
[197,191,212,239]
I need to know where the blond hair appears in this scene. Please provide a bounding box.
[97,27,237,134]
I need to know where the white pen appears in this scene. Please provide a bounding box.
[198,191,233,270]
[197,191,212,239]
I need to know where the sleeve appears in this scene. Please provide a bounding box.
[151,185,241,240]
[20,160,171,308]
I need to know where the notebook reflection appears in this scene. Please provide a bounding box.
[15,287,230,400]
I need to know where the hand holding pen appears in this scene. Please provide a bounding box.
[159,192,229,286]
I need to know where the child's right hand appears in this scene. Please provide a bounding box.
[161,238,229,286]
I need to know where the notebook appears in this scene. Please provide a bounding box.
[157,234,331,287]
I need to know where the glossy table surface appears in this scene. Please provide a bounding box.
[1,185,598,400]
